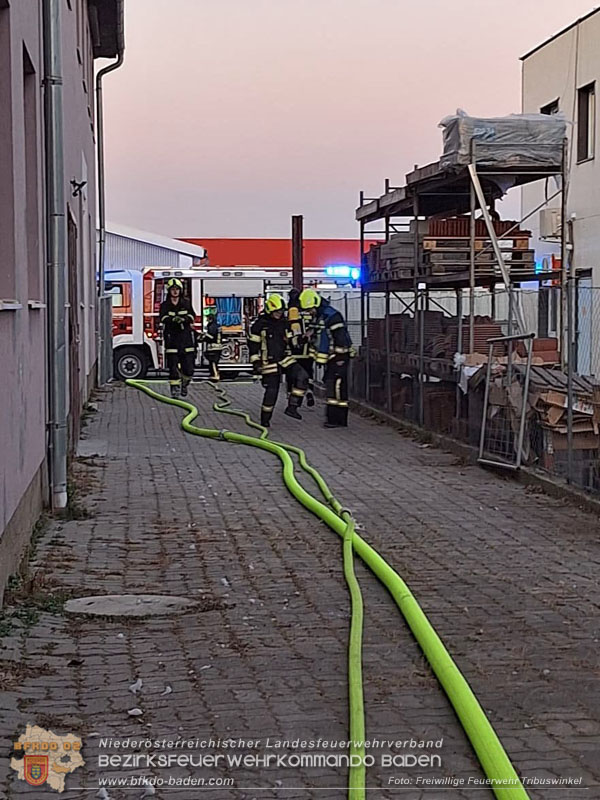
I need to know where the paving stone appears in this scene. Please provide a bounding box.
[0,382,598,799]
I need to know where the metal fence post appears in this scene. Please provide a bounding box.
[560,138,569,371]
[479,342,494,460]
[567,274,574,485]
[507,284,514,387]
[365,292,371,404]
[385,286,392,412]
[455,288,462,421]
[418,284,425,425]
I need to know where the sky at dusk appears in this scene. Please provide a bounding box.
[102,0,597,239]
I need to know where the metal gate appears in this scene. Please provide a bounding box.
[478,333,535,470]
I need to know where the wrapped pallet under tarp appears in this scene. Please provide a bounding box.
[439,110,567,169]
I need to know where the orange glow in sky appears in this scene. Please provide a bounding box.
[102,0,597,238]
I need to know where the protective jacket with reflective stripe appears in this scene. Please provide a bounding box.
[204,318,223,351]
[159,298,196,348]
[310,300,354,364]
[248,313,295,372]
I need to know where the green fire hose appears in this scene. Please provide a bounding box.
[206,382,366,795]
[126,378,529,800]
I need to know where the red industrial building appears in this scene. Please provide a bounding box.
[179,238,377,270]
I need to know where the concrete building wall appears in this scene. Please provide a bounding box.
[0,0,115,603]
[522,10,600,374]
[0,3,47,584]
[61,0,100,404]
[522,11,600,279]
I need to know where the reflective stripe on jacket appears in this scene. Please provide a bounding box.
[248,313,296,371]
[310,300,354,364]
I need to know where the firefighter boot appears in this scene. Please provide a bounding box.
[260,411,272,428]
[170,383,181,399]
[181,378,191,397]
[306,391,315,408]
[284,397,302,421]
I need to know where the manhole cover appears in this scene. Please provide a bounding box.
[64,594,196,618]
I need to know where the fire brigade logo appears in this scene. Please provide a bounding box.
[11,724,84,793]
[25,754,49,786]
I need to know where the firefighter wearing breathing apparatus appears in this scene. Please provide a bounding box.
[202,307,224,381]
[287,288,315,407]
[159,278,197,398]
[300,288,355,428]
[248,294,308,428]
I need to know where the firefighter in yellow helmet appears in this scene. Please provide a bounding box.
[159,278,197,398]
[247,294,308,427]
[300,288,355,428]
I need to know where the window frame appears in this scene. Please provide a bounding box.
[577,82,596,163]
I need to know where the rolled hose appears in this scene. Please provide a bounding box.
[126,378,529,800]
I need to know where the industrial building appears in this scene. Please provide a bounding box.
[104,222,207,271]
[521,7,600,374]
[180,237,369,273]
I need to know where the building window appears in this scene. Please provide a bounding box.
[577,82,595,163]
[0,3,16,301]
[23,44,41,300]
[540,99,559,115]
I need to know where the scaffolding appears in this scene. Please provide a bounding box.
[355,139,568,432]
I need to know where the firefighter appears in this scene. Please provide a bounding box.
[299,288,354,428]
[287,288,315,407]
[248,294,308,427]
[203,307,223,381]
[159,278,197,398]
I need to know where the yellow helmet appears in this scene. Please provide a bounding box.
[166,278,183,290]
[299,288,321,310]
[265,294,285,313]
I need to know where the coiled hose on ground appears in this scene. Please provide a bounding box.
[126,378,529,800]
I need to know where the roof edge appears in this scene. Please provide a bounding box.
[521,6,600,61]
[106,222,207,257]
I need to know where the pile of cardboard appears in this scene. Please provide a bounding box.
[532,388,598,437]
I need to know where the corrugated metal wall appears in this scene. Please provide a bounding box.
[105,233,192,271]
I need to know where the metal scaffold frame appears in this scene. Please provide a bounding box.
[355,139,568,429]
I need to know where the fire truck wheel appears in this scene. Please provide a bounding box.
[114,347,148,381]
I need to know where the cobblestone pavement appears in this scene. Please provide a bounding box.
[0,381,599,800]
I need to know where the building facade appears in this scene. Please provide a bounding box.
[521,8,600,373]
[0,0,123,603]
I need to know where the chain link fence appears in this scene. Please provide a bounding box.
[346,282,600,498]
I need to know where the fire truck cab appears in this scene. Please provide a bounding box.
[106,266,359,380]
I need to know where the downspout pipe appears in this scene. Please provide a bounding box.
[95,0,124,384]
[96,50,123,300]
[43,0,68,509]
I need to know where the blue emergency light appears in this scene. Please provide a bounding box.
[325,265,361,281]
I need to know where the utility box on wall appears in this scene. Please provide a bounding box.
[539,208,562,240]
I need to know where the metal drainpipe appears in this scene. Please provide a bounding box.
[96,51,124,301]
[96,46,124,384]
[43,0,68,509]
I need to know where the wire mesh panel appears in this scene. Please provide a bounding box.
[478,333,535,470]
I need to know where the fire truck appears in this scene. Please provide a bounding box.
[105,266,360,380]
